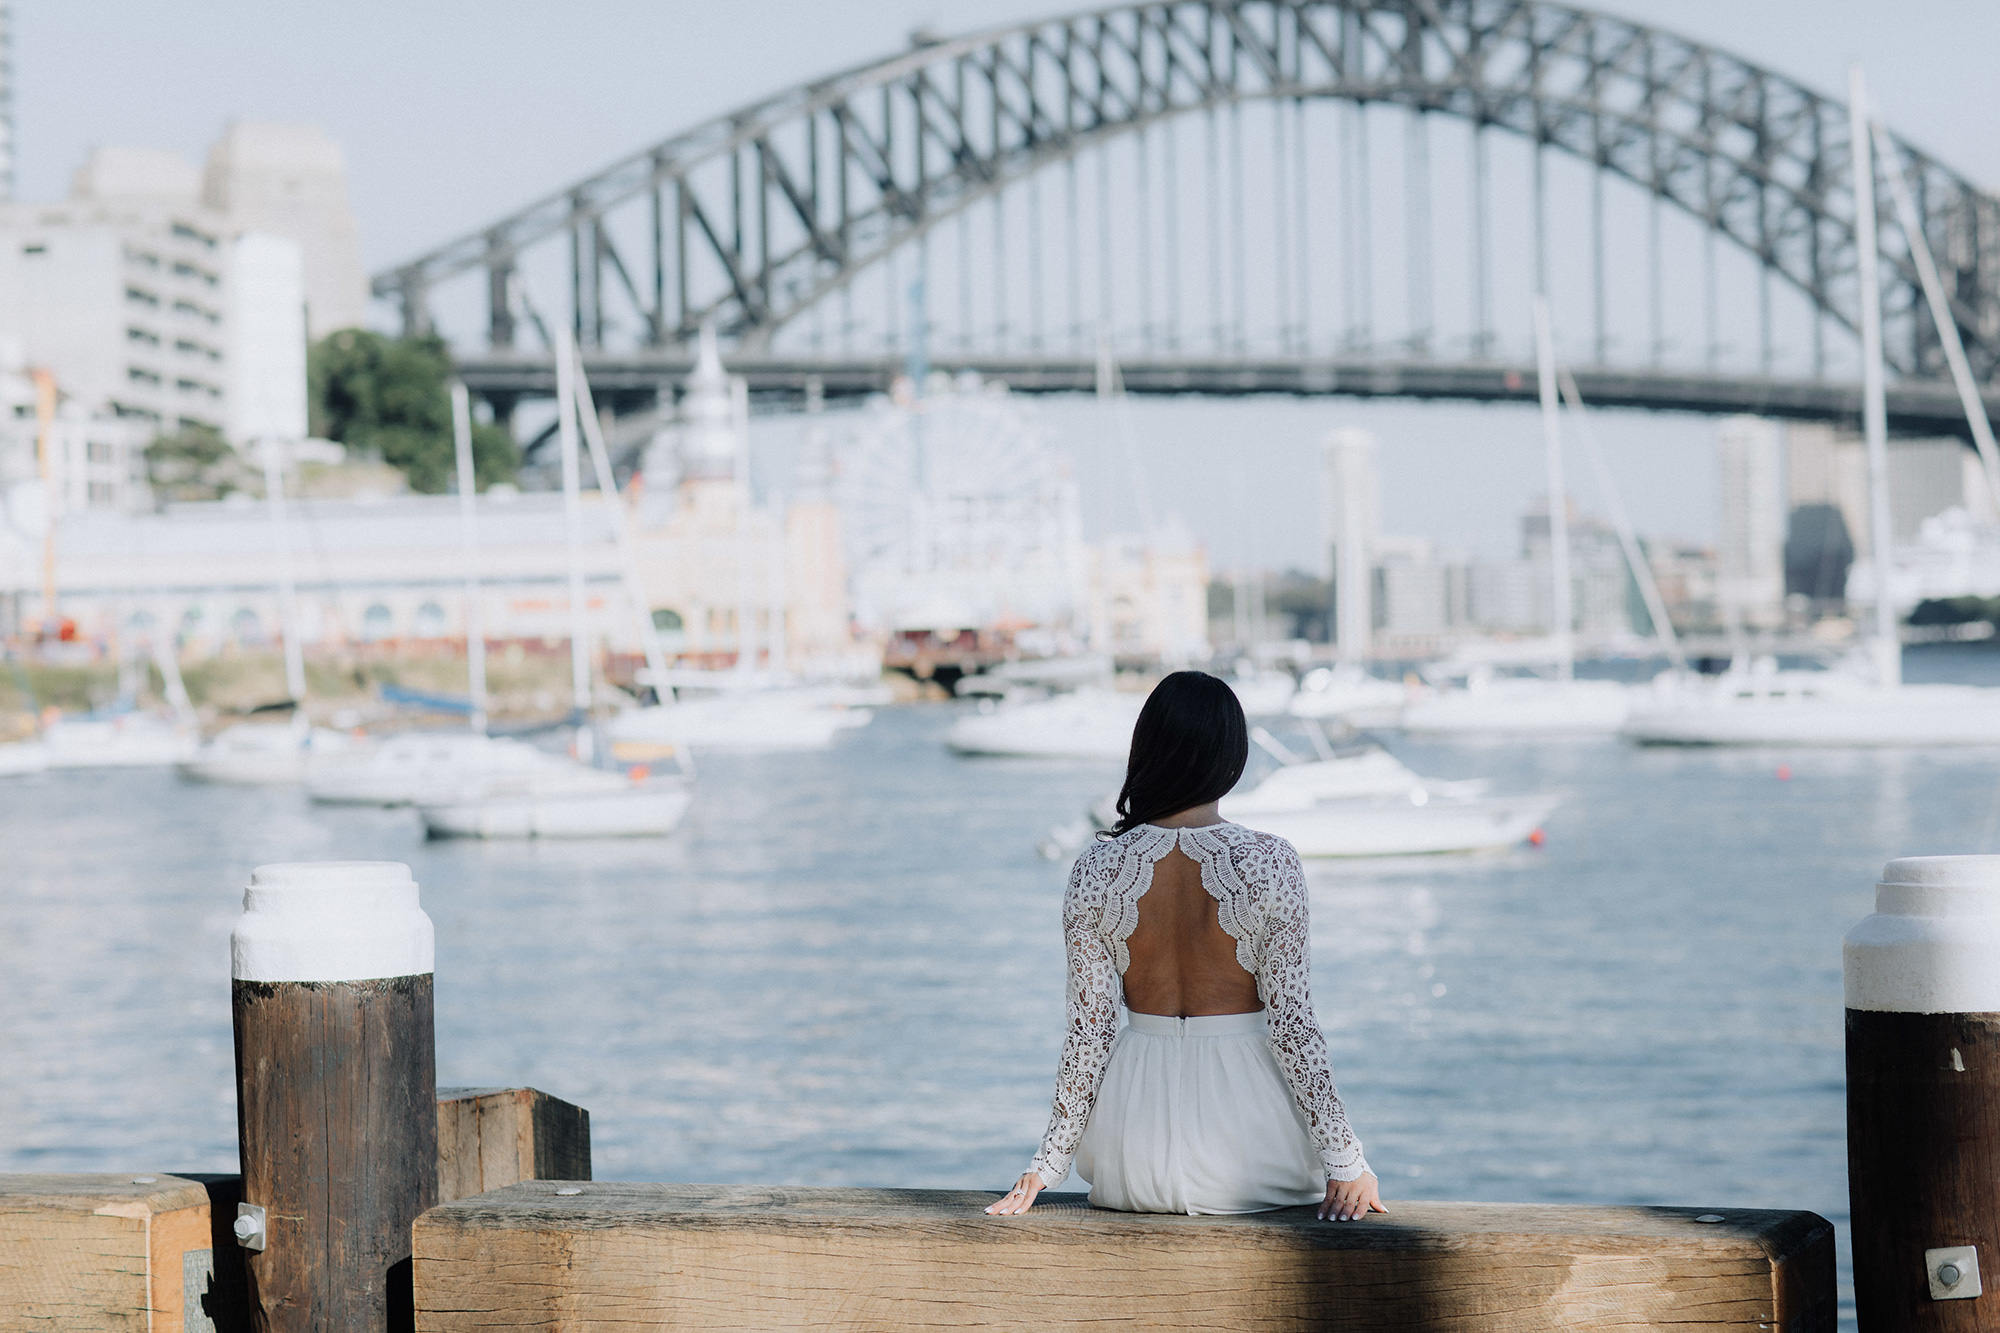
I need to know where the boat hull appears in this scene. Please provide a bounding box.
[1624,684,2000,746]
[419,786,692,839]
[945,692,1143,759]
[0,741,50,776]
[1400,680,1630,736]
[1229,793,1561,856]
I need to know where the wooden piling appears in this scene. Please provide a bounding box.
[230,861,437,1333]
[1846,855,2000,1330]
[436,1087,591,1203]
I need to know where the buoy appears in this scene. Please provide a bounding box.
[1528,828,1546,847]
[1777,764,1792,781]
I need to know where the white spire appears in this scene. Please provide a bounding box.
[680,322,738,479]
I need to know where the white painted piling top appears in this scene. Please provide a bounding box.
[1845,856,2000,1013]
[231,861,435,984]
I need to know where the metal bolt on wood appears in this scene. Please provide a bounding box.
[1846,855,2000,1330]
[231,861,437,1333]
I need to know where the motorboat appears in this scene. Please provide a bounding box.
[416,754,692,838]
[1621,660,2000,746]
[607,692,866,754]
[1217,744,1554,855]
[1040,745,1555,858]
[179,721,358,785]
[42,707,199,769]
[1287,665,1408,726]
[946,688,1144,759]
[1225,787,1562,857]
[1227,669,1297,718]
[0,739,49,777]
[305,731,547,806]
[1398,671,1631,737]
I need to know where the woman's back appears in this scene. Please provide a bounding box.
[1122,845,1262,1018]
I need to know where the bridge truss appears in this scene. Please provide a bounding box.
[374,0,2000,433]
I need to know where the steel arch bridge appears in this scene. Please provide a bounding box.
[374,0,2000,437]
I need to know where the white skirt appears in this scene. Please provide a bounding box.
[1074,1009,1324,1215]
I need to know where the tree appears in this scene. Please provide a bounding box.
[145,423,256,502]
[308,329,517,493]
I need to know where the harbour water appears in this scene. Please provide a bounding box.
[10,645,2000,1323]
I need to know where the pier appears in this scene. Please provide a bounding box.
[0,855,1877,1332]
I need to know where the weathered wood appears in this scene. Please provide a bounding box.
[1848,1008,2000,1330]
[233,974,437,1333]
[0,1173,222,1332]
[413,1183,1835,1331]
[435,1087,591,1203]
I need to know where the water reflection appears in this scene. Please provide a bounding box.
[11,667,2000,1327]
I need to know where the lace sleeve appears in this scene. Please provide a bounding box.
[1027,851,1122,1187]
[1254,838,1370,1183]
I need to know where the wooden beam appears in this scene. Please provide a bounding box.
[435,1088,591,1204]
[413,1183,1836,1331]
[0,1088,587,1333]
[0,1174,231,1332]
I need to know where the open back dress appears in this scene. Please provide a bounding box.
[1026,821,1370,1214]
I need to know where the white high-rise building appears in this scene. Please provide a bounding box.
[0,124,361,516]
[202,122,367,338]
[0,156,229,435]
[1320,427,1379,660]
[1716,416,1786,629]
[227,232,308,443]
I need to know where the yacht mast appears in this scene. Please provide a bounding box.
[450,382,488,734]
[554,326,594,731]
[257,438,308,709]
[1532,297,1574,680]
[1849,64,1900,689]
[1869,114,2000,512]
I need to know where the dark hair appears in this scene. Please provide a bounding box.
[1104,671,1249,837]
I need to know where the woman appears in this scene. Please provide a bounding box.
[987,670,1383,1222]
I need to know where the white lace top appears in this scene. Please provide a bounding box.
[1028,821,1370,1188]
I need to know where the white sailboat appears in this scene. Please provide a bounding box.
[1043,740,1558,858]
[417,747,694,838]
[305,383,533,805]
[946,687,1144,759]
[600,328,869,753]
[415,326,690,838]
[1399,298,1665,738]
[306,731,544,805]
[44,630,201,769]
[1287,664,1408,726]
[1622,67,2000,747]
[180,436,319,784]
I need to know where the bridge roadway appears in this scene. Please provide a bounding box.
[457,354,1998,438]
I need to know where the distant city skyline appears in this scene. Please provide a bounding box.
[10,1,1999,570]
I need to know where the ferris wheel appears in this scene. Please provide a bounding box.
[834,375,1084,633]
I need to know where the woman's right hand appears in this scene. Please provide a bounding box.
[984,1171,1045,1215]
[1319,1171,1386,1222]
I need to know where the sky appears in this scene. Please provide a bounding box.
[11,1,1999,569]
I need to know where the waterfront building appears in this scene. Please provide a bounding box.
[0,148,230,435]
[0,124,363,482]
[1716,416,1786,629]
[200,122,367,339]
[1319,427,1378,659]
[1372,536,1471,649]
[1519,496,1634,642]
[1086,521,1210,664]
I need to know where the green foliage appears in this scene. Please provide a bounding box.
[1909,596,2000,627]
[1266,570,1332,642]
[145,423,255,501]
[308,329,517,493]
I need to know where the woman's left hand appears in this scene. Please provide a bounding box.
[1319,1171,1386,1222]
[985,1172,1045,1215]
